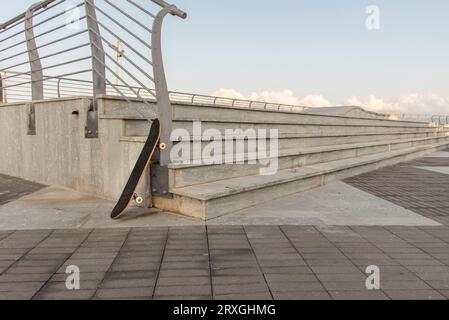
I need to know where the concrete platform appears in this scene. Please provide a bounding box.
[0,151,449,300]
[0,149,447,230]
[0,180,439,230]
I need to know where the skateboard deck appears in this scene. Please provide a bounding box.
[111,119,161,220]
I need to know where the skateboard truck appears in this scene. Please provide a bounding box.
[150,141,172,199]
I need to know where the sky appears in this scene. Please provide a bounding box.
[2,0,449,114]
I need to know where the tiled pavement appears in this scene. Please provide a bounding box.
[0,151,449,300]
[0,174,44,206]
[346,152,449,225]
[1,225,449,300]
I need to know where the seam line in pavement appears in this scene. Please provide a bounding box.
[0,230,15,242]
[31,229,94,300]
[279,226,332,300]
[243,226,274,300]
[91,228,132,299]
[381,227,448,298]
[320,226,390,298]
[205,225,214,300]
[151,227,170,300]
[0,229,55,277]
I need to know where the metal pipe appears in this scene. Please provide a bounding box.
[102,0,153,34]
[2,43,90,72]
[86,26,156,87]
[152,4,186,166]
[0,0,58,30]
[0,29,89,64]
[152,0,187,18]
[0,4,82,47]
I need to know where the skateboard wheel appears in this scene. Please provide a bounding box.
[159,143,167,150]
[135,196,144,205]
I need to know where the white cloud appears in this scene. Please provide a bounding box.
[344,94,449,115]
[212,88,449,115]
[212,89,331,108]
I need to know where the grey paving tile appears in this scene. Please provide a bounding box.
[213,292,272,300]
[154,285,211,297]
[272,291,331,300]
[94,287,153,299]
[268,281,325,293]
[33,290,95,300]
[329,290,390,300]
[385,290,446,300]
[213,283,269,295]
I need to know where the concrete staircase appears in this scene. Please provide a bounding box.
[102,98,449,220]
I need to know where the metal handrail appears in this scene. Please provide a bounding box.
[1,0,186,143]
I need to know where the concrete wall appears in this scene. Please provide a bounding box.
[0,97,148,201]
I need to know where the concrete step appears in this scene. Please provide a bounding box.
[153,140,449,220]
[122,119,445,137]
[173,103,432,128]
[121,131,448,151]
[167,136,449,188]
[100,99,433,128]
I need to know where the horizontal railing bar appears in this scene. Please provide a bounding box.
[88,28,155,83]
[93,4,152,50]
[168,91,309,111]
[1,43,90,72]
[2,56,91,82]
[87,13,154,67]
[127,0,156,19]
[93,67,154,122]
[4,73,152,91]
[101,0,153,34]
[1,69,92,90]
[0,0,61,31]
[0,29,88,64]
[0,2,82,45]
[91,43,156,99]
[0,14,87,54]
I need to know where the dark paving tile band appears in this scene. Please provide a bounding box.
[0,174,45,206]
[1,225,449,300]
[345,154,449,223]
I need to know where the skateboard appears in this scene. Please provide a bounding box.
[111,119,161,219]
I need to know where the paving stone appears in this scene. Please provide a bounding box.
[265,274,318,283]
[157,277,210,287]
[0,273,52,283]
[33,290,95,300]
[272,291,331,300]
[0,281,43,292]
[380,280,432,290]
[94,287,153,299]
[156,295,212,300]
[329,290,390,300]
[0,291,36,300]
[384,290,446,300]
[154,285,211,297]
[268,281,324,293]
[213,292,272,300]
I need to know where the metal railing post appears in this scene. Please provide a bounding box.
[84,0,106,138]
[150,1,186,197]
[25,5,44,101]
